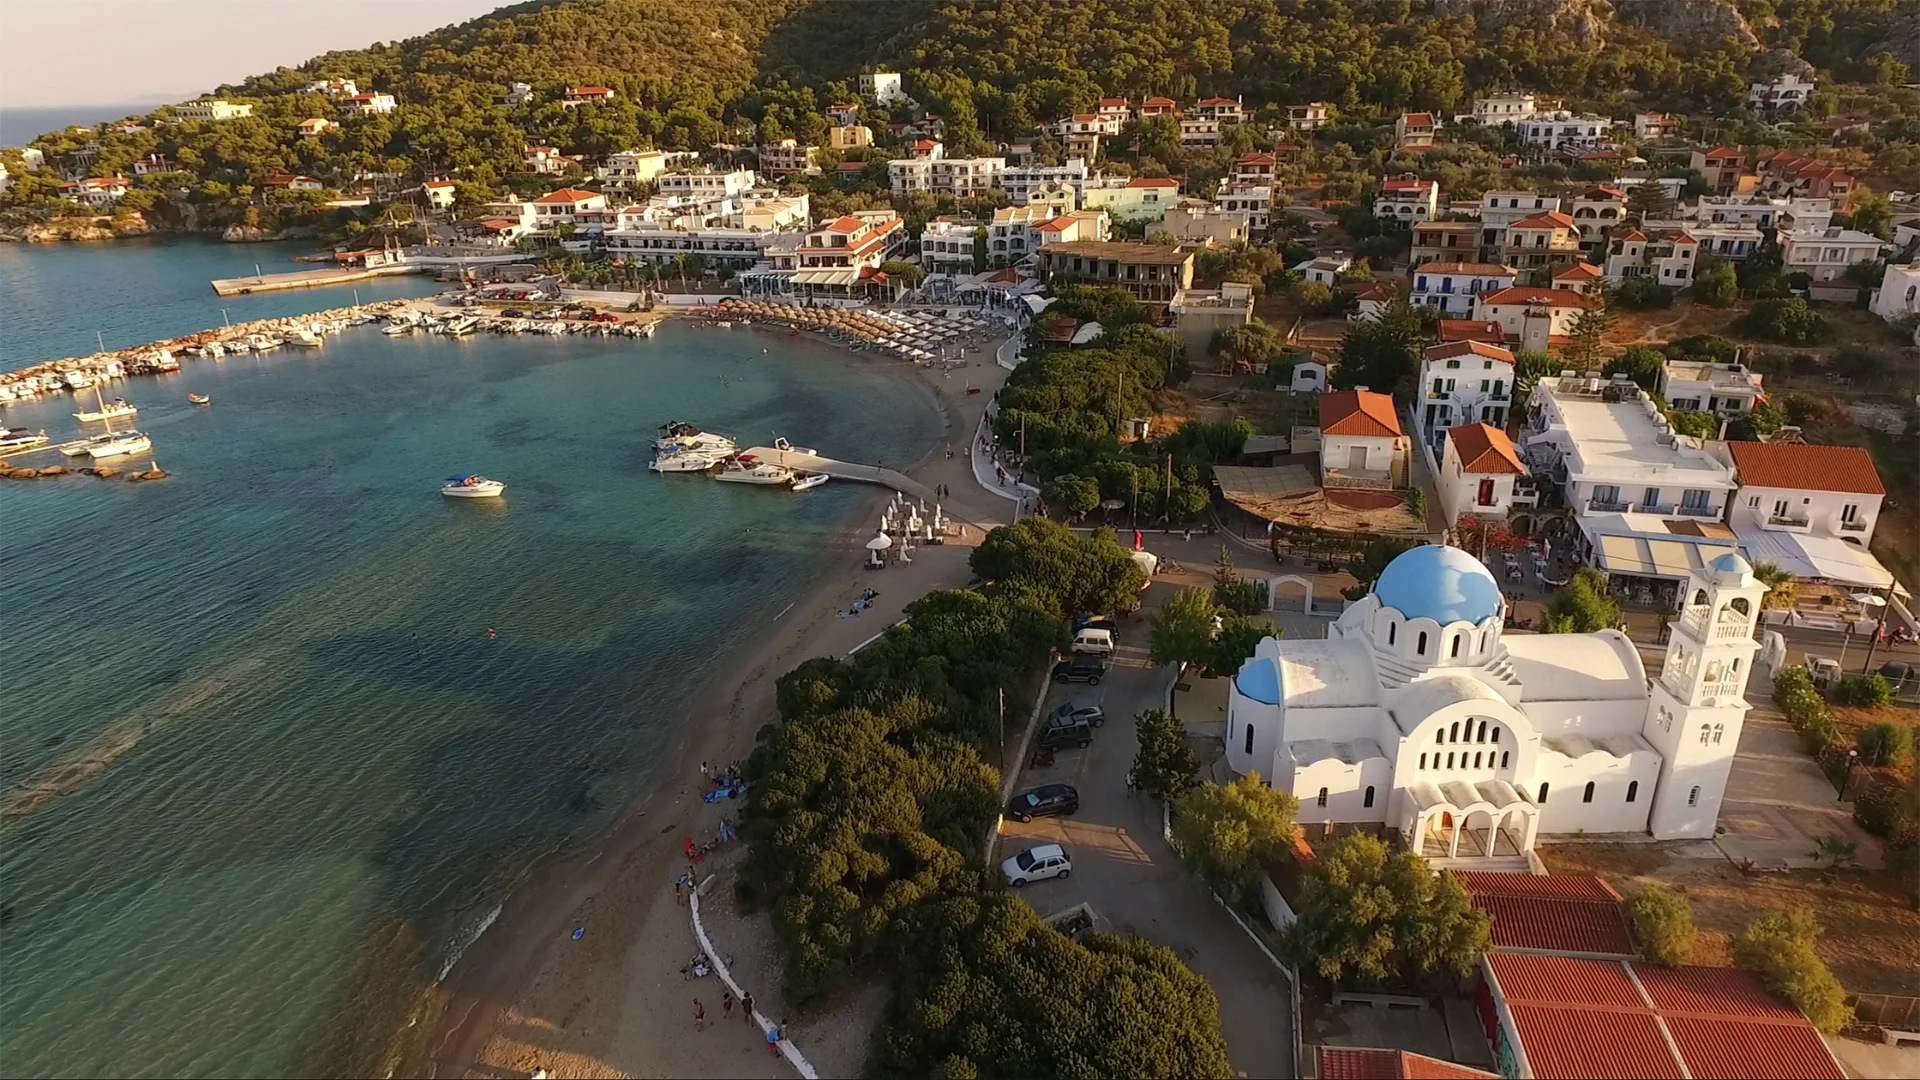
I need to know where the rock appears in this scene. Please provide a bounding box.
[36,465,67,477]
[19,220,117,243]
[127,469,170,482]
[222,224,270,243]
[82,466,122,478]
[112,211,153,237]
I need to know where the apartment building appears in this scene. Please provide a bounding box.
[1568,187,1626,246]
[1409,262,1518,317]
[1477,191,1561,257]
[1748,73,1814,114]
[659,168,757,200]
[1501,211,1583,273]
[1659,360,1763,416]
[919,216,982,271]
[1519,112,1612,150]
[1603,230,1700,288]
[1411,221,1480,267]
[1082,176,1179,224]
[595,149,670,192]
[1034,241,1195,303]
[171,98,253,122]
[1376,178,1439,222]
[1217,184,1273,232]
[756,139,816,177]
[1418,341,1515,451]
[1472,93,1537,126]
[1001,157,1089,204]
[1179,117,1222,149]
[1283,102,1332,131]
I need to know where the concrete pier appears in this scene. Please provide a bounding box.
[210,264,418,297]
[737,447,937,503]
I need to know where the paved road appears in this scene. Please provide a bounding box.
[995,585,1297,1079]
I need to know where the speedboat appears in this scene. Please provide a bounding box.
[63,370,96,390]
[87,431,152,459]
[188,394,210,405]
[0,427,49,451]
[790,472,829,491]
[442,316,480,337]
[649,447,722,473]
[773,436,818,456]
[712,455,794,485]
[442,474,505,498]
[654,421,736,454]
[284,328,324,348]
[384,315,420,335]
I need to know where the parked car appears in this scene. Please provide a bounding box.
[1037,716,1094,751]
[1002,842,1072,886]
[1007,783,1079,823]
[1051,657,1106,685]
[1049,702,1106,728]
[501,309,526,318]
[1071,627,1115,655]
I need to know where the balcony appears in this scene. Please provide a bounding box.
[1838,518,1868,534]
[1674,505,1720,519]
[1587,498,1631,513]
[1763,511,1812,534]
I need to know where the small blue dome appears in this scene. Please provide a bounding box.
[1235,657,1281,705]
[1374,545,1504,625]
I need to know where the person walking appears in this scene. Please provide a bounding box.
[721,991,734,1020]
[693,998,705,1031]
[741,991,755,1025]
[766,1022,782,1056]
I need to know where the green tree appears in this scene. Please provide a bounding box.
[1736,298,1826,344]
[1043,473,1101,519]
[1857,722,1915,768]
[878,259,925,290]
[1336,299,1424,396]
[1752,561,1799,611]
[1542,567,1620,633]
[1693,262,1739,308]
[1150,587,1219,672]
[1133,708,1200,802]
[1837,675,1895,709]
[1210,321,1282,373]
[1212,546,1269,616]
[1625,182,1672,220]
[1604,346,1668,390]
[1612,275,1672,310]
[1170,773,1300,906]
[1287,833,1491,988]
[970,517,1147,618]
[1850,189,1892,241]
[1290,278,1334,313]
[1667,410,1718,438]
[1563,296,1614,373]
[1724,397,1786,442]
[1622,884,1696,967]
[1208,615,1277,678]
[1732,908,1852,1034]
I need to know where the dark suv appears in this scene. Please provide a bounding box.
[1007,783,1079,822]
[1050,702,1106,728]
[1037,715,1094,750]
[1051,657,1106,685]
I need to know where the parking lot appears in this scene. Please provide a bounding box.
[993,589,1297,1078]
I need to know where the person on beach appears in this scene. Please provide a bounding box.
[741,992,755,1024]
[722,991,734,1019]
[767,1023,782,1055]
[700,761,710,782]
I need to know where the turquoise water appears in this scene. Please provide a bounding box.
[0,251,940,1077]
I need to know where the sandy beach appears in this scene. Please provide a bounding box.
[419,323,1017,1080]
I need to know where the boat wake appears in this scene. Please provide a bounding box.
[437,901,503,984]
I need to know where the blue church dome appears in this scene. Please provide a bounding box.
[1234,657,1282,705]
[1374,545,1504,625]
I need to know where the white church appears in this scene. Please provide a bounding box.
[1226,544,1764,858]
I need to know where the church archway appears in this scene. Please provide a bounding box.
[1268,574,1315,614]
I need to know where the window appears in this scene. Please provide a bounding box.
[1450,721,1460,742]
[1712,723,1725,745]
[1364,786,1376,809]
[1417,631,1428,655]
[1841,503,1860,523]
[1451,635,1463,658]
[1447,752,1455,768]
[1478,721,1489,743]
[1244,725,1254,755]
[1538,783,1550,803]
[1492,727,1501,743]
[1480,630,1490,652]
[1387,622,1396,646]
[1699,725,1712,746]
[1474,752,1483,768]
[1316,787,1328,808]
[1688,785,1701,807]
[1642,487,1661,508]
[1419,753,1427,769]
[1627,780,1639,803]
[1583,781,1595,803]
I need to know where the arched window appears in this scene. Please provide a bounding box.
[1479,630,1489,652]
[1688,785,1701,807]
[1447,752,1455,768]
[1538,782,1550,803]
[1501,750,1510,769]
[1417,631,1428,655]
[1478,720,1489,743]
[1387,622,1397,646]
[1316,787,1329,808]
[1583,781,1595,803]
[1364,786,1376,809]
[1451,635,1463,658]
[1244,725,1254,755]
[1474,752,1483,768]
[1729,597,1751,618]
[1450,721,1460,742]
[1712,723,1725,744]
[1626,780,1639,803]
[1419,753,1427,769]
[1699,725,1712,746]
[1691,589,1707,607]
[1492,727,1501,744]
[1705,660,1723,681]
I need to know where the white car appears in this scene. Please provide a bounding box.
[1002,843,1072,887]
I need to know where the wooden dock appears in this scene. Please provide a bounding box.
[210,264,417,297]
[738,447,937,503]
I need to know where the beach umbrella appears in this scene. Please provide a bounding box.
[867,533,893,551]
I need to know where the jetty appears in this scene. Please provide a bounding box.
[211,264,417,297]
[737,446,937,503]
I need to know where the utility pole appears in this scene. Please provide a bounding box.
[998,687,1006,773]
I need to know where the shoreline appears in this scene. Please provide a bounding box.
[414,321,1013,1080]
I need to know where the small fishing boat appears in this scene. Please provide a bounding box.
[87,430,152,459]
[790,472,829,492]
[188,394,211,405]
[442,474,505,498]
[74,386,137,423]
[0,427,50,451]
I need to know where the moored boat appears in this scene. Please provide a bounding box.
[188,394,211,405]
[442,474,505,498]
[790,471,829,491]
[712,454,794,485]
[86,430,152,459]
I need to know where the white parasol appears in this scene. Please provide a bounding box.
[867,533,893,551]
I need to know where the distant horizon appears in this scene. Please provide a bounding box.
[0,0,510,108]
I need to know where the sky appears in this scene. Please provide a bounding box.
[0,0,514,107]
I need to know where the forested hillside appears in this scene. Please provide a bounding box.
[5,0,1916,232]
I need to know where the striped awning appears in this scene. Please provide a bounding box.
[1594,533,1737,580]
[791,268,862,286]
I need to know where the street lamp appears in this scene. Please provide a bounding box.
[1853,592,1890,674]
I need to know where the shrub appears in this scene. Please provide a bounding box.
[1735,298,1827,344]
[1623,883,1697,966]
[1667,409,1718,438]
[1731,908,1853,1034]
[1693,262,1738,307]
[1836,674,1895,709]
[1613,275,1673,309]
[1857,722,1916,768]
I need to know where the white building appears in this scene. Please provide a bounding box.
[1602,229,1700,288]
[596,149,670,192]
[524,145,566,175]
[919,216,982,272]
[1082,176,1180,225]
[1671,222,1765,262]
[1217,183,1273,232]
[888,149,1005,198]
[1419,341,1515,450]
[1780,228,1886,283]
[530,187,607,227]
[1394,112,1437,148]
[601,222,778,270]
[987,204,1056,264]
[171,99,253,122]
[340,92,397,116]
[1658,360,1763,417]
[504,82,535,107]
[1224,543,1765,852]
[1689,195,1832,234]
[1179,117,1222,149]
[1409,262,1517,317]
[1193,97,1246,123]
[561,86,616,108]
[748,211,908,297]
[1231,152,1279,187]
[1476,287,1591,351]
[1376,178,1440,222]
[1519,112,1612,150]
[1295,254,1351,286]
[1319,390,1407,487]
[422,181,457,210]
[1052,112,1123,138]
[303,77,358,97]
[1031,209,1110,248]
[659,168,756,200]
[1160,202,1249,247]
[1001,157,1088,204]
[1719,442,1890,592]
[1748,73,1815,114]
[756,139,817,176]
[1568,186,1625,246]
[60,176,128,209]
[1472,94,1538,127]
[1869,262,1920,325]
[1477,191,1561,258]
[1633,111,1680,140]
[1438,423,1528,523]
[1284,102,1333,131]
[0,161,9,197]
[861,71,905,106]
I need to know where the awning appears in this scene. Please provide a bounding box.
[1593,533,1737,580]
[1735,528,1895,589]
[791,268,862,287]
[1022,294,1056,315]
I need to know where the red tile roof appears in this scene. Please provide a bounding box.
[1702,146,1744,160]
[1320,390,1402,438]
[1438,319,1506,344]
[1510,1006,1685,1079]
[1099,97,1129,107]
[1126,176,1179,188]
[1403,112,1435,125]
[1612,228,1648,242]
[1552,262,1603,282]
[1726,441,1885,495]
[1236,152,1277,166]
[533,187,603,204]
[1454,871,1631,952]
[1419,261,1514,277]
[1317,1047,1497,1079]
[1481,286,1591,309]
[1196,96,1240,107]
[1663,1015,1843,1080]
[1426,341,1514,364]
[566,86,613,96]
[1446,425,1528,477]
[1512,210,1577,230]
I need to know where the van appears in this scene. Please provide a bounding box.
[1071,628,1114,655]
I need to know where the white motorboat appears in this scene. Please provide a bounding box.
[649,447,722,473]
[442,474,505,498]
[246,333,281,353]
[639,322,657,338]
[790,472,829,491]
[87,431,152,459]
[712,455,794,485]
[0,427,49,451]
[63,370,96,391]
[151,350,180,372]
[442,316,481,337]
[384,315,420,335]
[74,385,137,423]
[773,436,818,456]
[284,328,324,348]
[654,421,736,454]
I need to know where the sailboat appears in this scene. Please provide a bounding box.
[74,384,137,423]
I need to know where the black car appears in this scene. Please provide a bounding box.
[1007,783,1079,823]
[1050,702,1107,728]
[502,308,526,318]
[1037,715,1094,750]
[1051,657,1106,685]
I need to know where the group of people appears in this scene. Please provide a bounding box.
[838,587,880,618]
[691,991,784,1056]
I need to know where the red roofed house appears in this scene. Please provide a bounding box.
[1349,281,1395,323]
[1377,177,1440,222]
[1477,287,1590,351]
[531,186,607,225]
[1441,424,1531,521]
[1192,95,1245,123]
[1319,390,1407,487]
[1604,229,1698,288]
[1720,442,1889,568]
[1411,261,1519,317]
[1550,261,1604,295]
[1689,146,1747,195]
[421,179,457,210]
[1395,111,1437,148]
[1419,339,1515,453]
[561,86,616,108]
[1317,1046,1496,1080]
[297,117,337,139]
[524,145,566,175]
[1502,211,1583,273]
[262,172,324,191]
[1480,952,1844,1080]
[339,92,396,116]
[826,102,862,126]
[1140,96,1178,116]
[1438,319,1505,345]
[1098,97,1131,123]
[60,176,129,209]
[1757,150,1854,210]
[758,210,908,297]
[1231,152,1278,186]
[1082,175,1181,224]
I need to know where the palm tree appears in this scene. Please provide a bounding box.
[1751,561,1798,611]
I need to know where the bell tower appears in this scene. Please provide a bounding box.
[1642,553,1767,839]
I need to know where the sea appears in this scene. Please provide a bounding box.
[0,105,160,148]
[0,239,943,1077]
